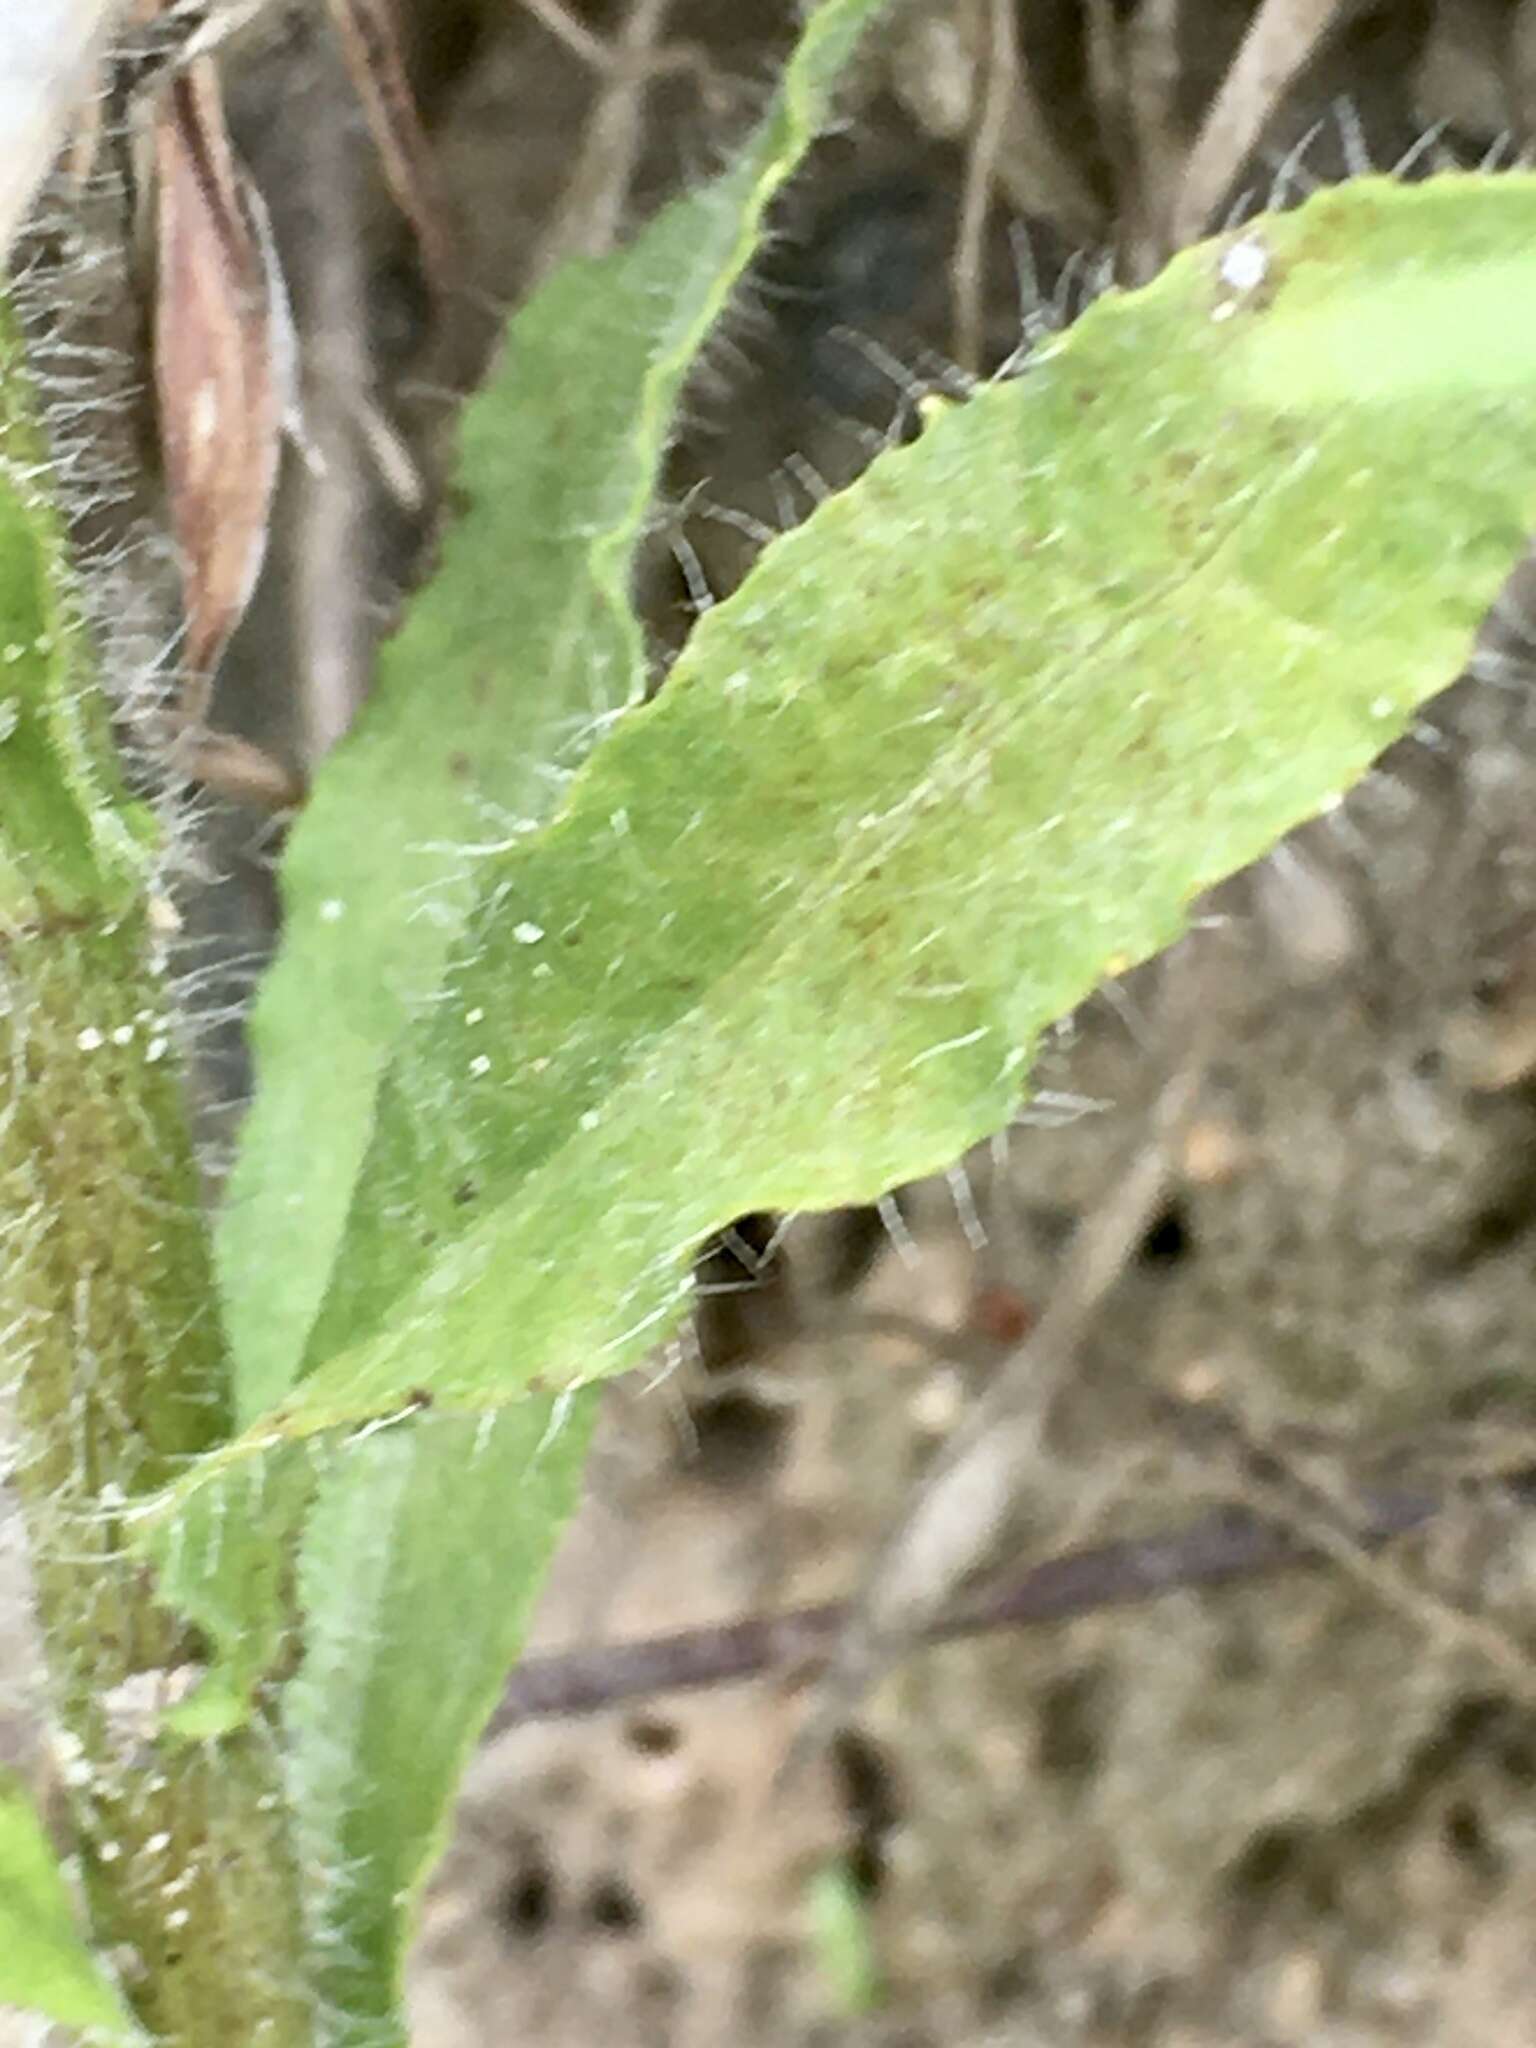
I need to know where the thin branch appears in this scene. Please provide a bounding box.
[1172,0,1352,248]
[1121,0,1186,278]
[514,0,713,88]
[514,0,611,70]
[287,21,377,766]
[486,1476,1533,1735]
[783,1067,1198,1766]
[951,0,1018,375]
[326,0,459,294]
[532,0,677,280]
[1179,1400,1536,1705]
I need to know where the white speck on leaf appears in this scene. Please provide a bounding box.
[469,1054,491,1077]
[319,899,345,923]
[514,921,545,945]
[1221,235,1268,293]
[76,1026,104,1052]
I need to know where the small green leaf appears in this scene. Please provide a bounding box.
[136,1394,594,2032]
[185,171,1534,1449]
[282,1396,595,2042]
[808,1860,882,2014]
[219,0,896,1424]
[144,1445,315,1740]
[0,1771,141,2040]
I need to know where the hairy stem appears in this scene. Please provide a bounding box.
[0,312,312,2042]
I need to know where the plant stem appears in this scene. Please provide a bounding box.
[2,915,312,2044]
[0,273,315,2048]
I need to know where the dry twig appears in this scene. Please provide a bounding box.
[487,1474,1524,1733]
[532,0,678,279]
[284,19,380,766]
[1179,1401,1536,1708]
[1172,0,1352,247]
[326,0,458,293]
[1121,0,1187,277]
[515,0,712,89]
[784,1068,1200,1766]
[950,0,1018,375]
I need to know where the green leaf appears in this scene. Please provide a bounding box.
[0,1771,141,2041]
[136,1389,596,2036]
[219,0,896,1424]
[0,306,152,928]
[145,1445,316,1742]
[188,170,1534,1450]
[808,1860,882,2014]
[281,1396,595,2046]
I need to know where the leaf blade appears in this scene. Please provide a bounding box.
[219,0,897,1423]
[243,171,1536,1437]
[281,1398,595,2043]
[0,305,152,927]
[0,1771,142,2041]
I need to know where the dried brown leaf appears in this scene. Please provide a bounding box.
[153,55,282,698]
[176,728,305,810]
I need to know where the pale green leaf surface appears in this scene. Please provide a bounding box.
[188,171,1533,1449]
[220,0,894,1424]
[138,1369,595,2034]
[281,1395,595,2044]
[0,1771,141,2040]
[144,1446,316,1741]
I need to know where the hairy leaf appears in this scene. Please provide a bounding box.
[200,170,1532,1446]
[153,12,892,2030]
[140,1386,596,2033]
[220,0,896,1423]
[281,1398,594,2043]
[0,1771,140,2040]
[0,308,151,926]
